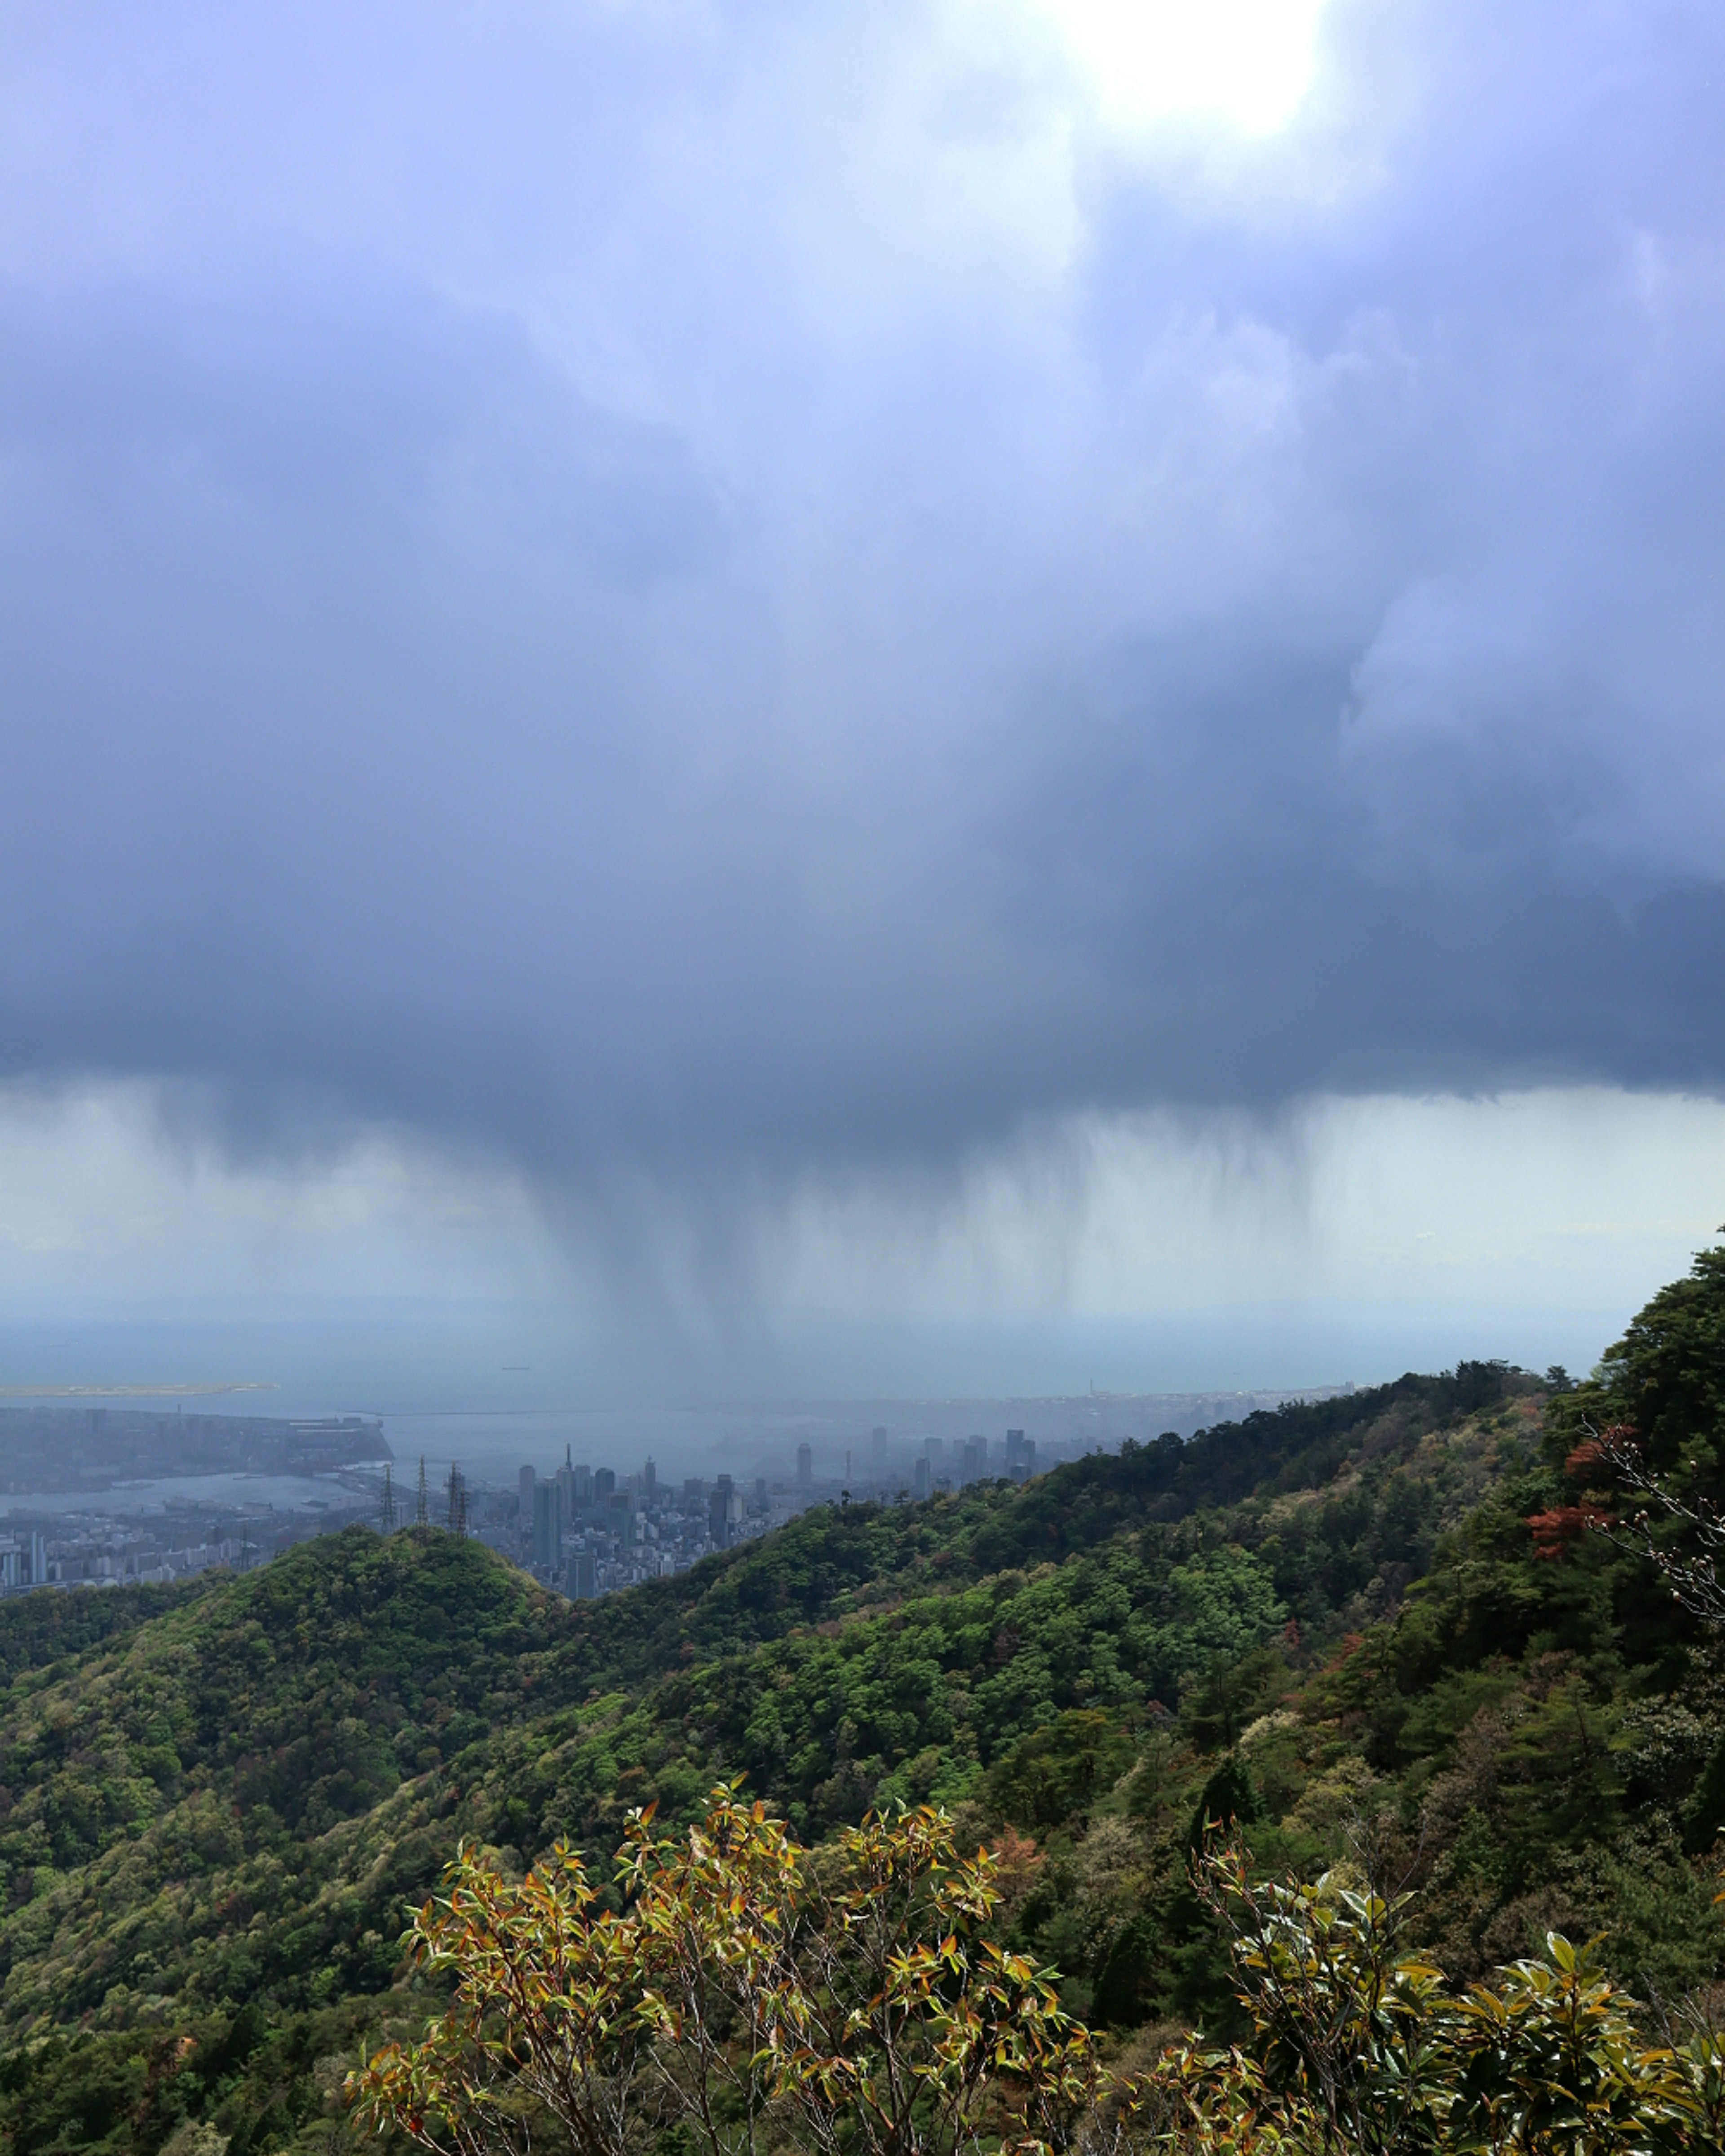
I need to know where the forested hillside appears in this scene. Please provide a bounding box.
[1,1259,1723,2152]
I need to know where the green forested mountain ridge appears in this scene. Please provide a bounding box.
[0,1267,1722,2152]
[1547,1243,1725,1493]
[0,1362,1530,2030]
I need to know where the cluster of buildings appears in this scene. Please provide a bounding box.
[0,1405,390,1597]
[0,1411,1056,1606]
[789,1425,1038,1501]
[509,1425,1043,1599]
[0,1515,334,1591]
[513,1453,791,1596]
[870,1427,1037,1496]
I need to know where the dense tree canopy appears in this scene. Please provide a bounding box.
[1549,1245,1725,1493]
[0,1266,1722,2149]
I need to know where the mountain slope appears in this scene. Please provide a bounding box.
[0,1282,1723,2154]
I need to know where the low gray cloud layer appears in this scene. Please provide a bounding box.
[1,0,1721,1202]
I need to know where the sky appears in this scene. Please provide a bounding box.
[0,0,1722,1408]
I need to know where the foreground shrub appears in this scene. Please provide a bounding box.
[349,1792,1725,2156]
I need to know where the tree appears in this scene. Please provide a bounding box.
[1547,1246,1725,1497]
[347,1786,1096,2156]
[1132,1844,1725,2155]
[1569,1423,1725,1630]
[351,1793,1725,2156]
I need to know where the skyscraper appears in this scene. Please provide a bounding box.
[532,1480,560,1568]
[796,1442,812,1487]
[556,1453,577,1530]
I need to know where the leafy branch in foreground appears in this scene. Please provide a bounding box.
[348,1785,1092,2156]
[1133,1842,1725,2155]
[350,1791,1725,2156]
[768,1804,1099,2156]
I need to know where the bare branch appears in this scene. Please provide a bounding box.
[1578,1421,1725,1628]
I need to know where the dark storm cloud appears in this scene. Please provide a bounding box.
[0,0,1722,1195]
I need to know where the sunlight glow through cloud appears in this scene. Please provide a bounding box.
[1019,0,1332,134]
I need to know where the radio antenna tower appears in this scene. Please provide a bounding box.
[416,1455,429,1529]
[379,1464,396,1534]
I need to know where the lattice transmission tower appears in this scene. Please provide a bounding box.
[446,1461,467,1537]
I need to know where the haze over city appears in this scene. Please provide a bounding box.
[2,0,1721,1409]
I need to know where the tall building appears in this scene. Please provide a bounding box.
[709,1475,733,1547]
[913,1457,930,1500]
[555,1445,577,1530]
[573,1462,593,1505]
[796,1442,812,1487]
[753,1476,767,1515]
[593,1467,616,1501]
[1010,1434,1036,1476]
[569,1550,597,1599]
[532,1480,560,1567]
[643,1455,657,1498]
[871,1426,889,1481]
[684,1476,706,1507]
[960,1435,987,1484]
